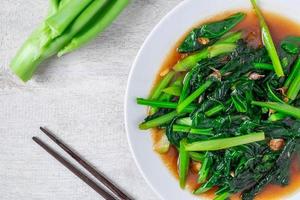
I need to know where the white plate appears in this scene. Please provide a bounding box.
[124,0,300,199]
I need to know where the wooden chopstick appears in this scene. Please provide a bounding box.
[32,137,116,200]
[38,127,133,200]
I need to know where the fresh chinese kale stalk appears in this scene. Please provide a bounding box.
[10,0,129,82]
[137,1,300,200]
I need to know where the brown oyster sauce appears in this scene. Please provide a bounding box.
[151,11,300,200]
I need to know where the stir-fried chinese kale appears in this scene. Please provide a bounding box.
[137,1,300,200]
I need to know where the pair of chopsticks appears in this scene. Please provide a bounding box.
[33,127,132,200]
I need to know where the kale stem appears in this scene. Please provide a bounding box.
[268,112,287,121]
[162,74,184,96]
[46,0,94,38]
[250,0,284,77]
[179,71,193,103]
[287,59,300,100]
[173,50,208,72]
[58,0,71,9]
[136,98,197,113]
[215,31,243,44]
[205,99,232,117]
[173,124,190,132]
[205,104,225,117]
[213,192,230,200]
[150,71,175,100]
[179,139,190,188]
[184,132,265,151]
[189,152,205,162]
[287,74,300,100]
[284,57,300,89]
[58,0,130,56]
[139,111,179,130]
[253,62,274,70]
[252,101,300,119]
[44,0,109,56]
[173,43,237,71]
[190,128,213,135]
[162,86,181,96]
[176,117,193,126]
[198,152,213,183]
[48,0,60,15]
[194,186,212,194]
[173,125,213,135]
[177,79,213,113]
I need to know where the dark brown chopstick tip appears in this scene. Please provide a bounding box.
[40,127,48,133]
[40,127,58,142]
[32,136,39,143]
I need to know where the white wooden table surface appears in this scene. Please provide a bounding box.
[0,0,181,199]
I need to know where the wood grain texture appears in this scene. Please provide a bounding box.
[0,0,181,199]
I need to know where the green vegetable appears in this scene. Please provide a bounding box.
[214,192,230,200]
[281,36,300,54]
[250,0,284,77]
[162,86,181,96]
[176,117,193,126]
[178,13,245,53]
[253,62,274,70]
[284,57,300,89]
[178,72,193,103]
[184,132,265,151]
[46,0,94,38]
[136,98,197,113]
[286,57,300,100]
[287,74,300,100]
[173,125,213,135]
[150,71,175,100]
[266,82,285,103]
[59,0,130,56]
[179,139,190,188]
[139,111,180,130]
[166,117,189,147]
[252,101,300,119]
[162,75,184,96]
[189,152,205,162]
[58,0,71,9]
[10,0,129,81]
[242,140,296,199]
[198,152,213,183]
[204,104,225,117]
[174,43,237,71]
[215,31,243,44]
[177,79,213,113]
[268,112,287,121]
[49,0,60,15]
[231,91,248,113]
